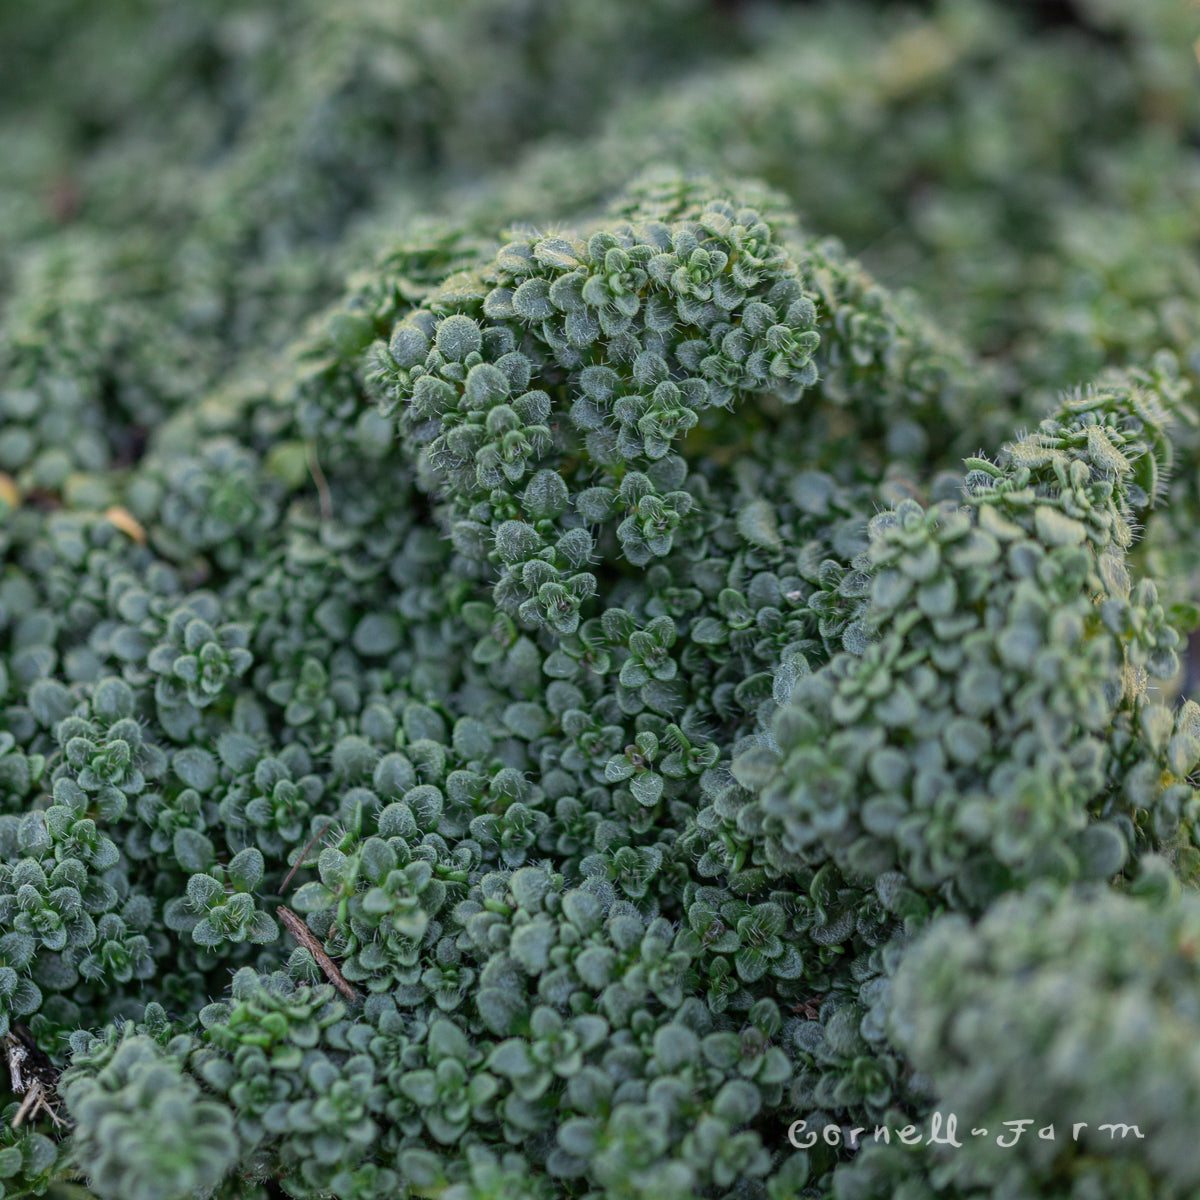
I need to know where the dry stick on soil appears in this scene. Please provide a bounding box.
[5,1026,64,1129]
[276,906,359,1002]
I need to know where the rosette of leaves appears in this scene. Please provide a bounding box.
[133,437,283,571]
[61,1031,239,1200]
[144,592,253,726]
[217,747,325,858]
[290,825,466,993]
[170,848,278,950]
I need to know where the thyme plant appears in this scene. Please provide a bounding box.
[2,2,1199,1198]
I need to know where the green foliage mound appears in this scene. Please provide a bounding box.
[2,2,1200,1199]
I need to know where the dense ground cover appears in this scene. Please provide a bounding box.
[2,2,1199,1197]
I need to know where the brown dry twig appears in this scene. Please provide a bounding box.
[280,819,335,895]
[306,442,333,522]
[276,905,358,1002]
